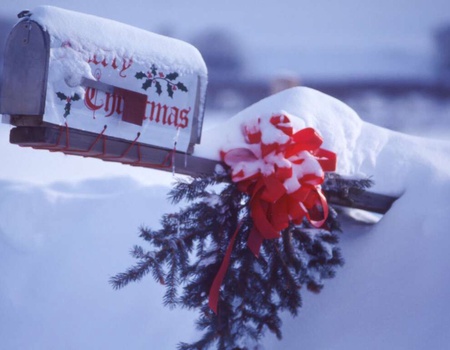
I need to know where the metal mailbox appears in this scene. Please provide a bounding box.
[0,6,217,176]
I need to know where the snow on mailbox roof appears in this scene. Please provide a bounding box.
[29,5,207,78]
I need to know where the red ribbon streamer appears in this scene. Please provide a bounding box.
[208,114,337,314]
[208,223,242,314]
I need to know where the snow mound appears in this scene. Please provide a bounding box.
[204,87,450,349]
[198,86,450,196]
[0,177,198,349]
[1,86,450,349]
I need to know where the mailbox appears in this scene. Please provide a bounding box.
[0,6,217,176]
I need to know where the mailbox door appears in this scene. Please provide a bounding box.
[0,20,50,116]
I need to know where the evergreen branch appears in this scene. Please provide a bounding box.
[163,257,180,308]
[111,172,366,348]
[168,175,228,204]
[109,252,155,289]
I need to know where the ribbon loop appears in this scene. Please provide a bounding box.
[209,113,337,314]
[221,114,337,253]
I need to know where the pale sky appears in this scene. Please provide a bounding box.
[2,0,449,53]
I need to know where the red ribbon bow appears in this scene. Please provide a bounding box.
[209,114,337,313]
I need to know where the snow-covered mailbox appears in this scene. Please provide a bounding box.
[0,6,217,176]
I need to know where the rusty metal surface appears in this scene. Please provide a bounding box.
[9,125,398,214]
[9,125,219,177]
[326,191,397,215]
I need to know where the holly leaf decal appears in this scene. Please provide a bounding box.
[165,72,179,81]
[176,82,188,92]
[155,81,162,95]
[56,92,67,100]
[72,93,81,101]
[135,65,187,97]
[142,79,153,91]
[135,71,146,80]
[167,83,174,98]
[63,104,71,118]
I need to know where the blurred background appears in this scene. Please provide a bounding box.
[1,0,450,138]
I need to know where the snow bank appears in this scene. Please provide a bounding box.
[197,86,450,196]
[203,87,450,349]
[1,86,450,349]
[0,177,198,349]
[198,87,450,348]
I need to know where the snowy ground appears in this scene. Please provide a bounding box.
[0,177,198,349]
[1,87,450,349]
